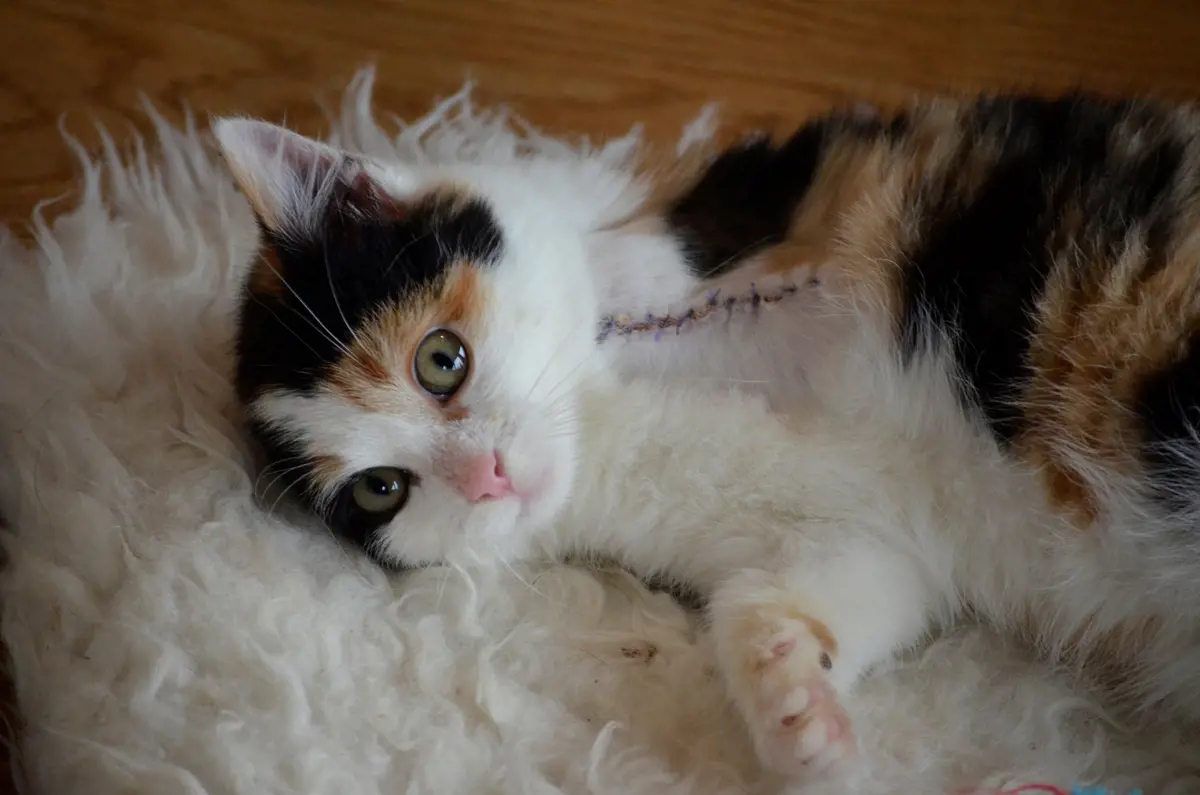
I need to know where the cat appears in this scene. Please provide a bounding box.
[590,94,1200,726]
[211,93,1200,784]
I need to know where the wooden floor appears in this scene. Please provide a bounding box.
[7,0,1200,227]
[4,0,1200,789]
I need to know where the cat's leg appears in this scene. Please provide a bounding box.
[709,541,943,778]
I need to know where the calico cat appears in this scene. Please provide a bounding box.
[213,117,950,780]
[211,94,1200,783]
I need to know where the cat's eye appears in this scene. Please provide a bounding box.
[413,328,470,399]
[328,466,414,550]
[349,466,411,515]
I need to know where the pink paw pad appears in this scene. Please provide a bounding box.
[742,621,856,778]
[771,639,796,658]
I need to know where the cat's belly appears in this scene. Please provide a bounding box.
[602,273,860,414]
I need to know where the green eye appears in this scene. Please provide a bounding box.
[413,328,469,398]
[350,466,411,515]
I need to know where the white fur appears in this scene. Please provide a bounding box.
[0,69,1196,794]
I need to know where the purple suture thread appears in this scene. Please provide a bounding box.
[595,283,800,344]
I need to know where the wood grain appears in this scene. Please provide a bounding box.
[6,0,1200,228]
[3,0,1200,789]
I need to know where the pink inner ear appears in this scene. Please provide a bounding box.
[215,117,413,230]
[285,141,339,183]
[242,121,341,180]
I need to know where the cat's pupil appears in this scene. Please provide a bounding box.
[433,352,454,371]
[367,476,391,495]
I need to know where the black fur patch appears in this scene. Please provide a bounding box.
[665,122,827,279]
[899,95,1181,445]
[899,97,1076,442]
[233,190,503,404]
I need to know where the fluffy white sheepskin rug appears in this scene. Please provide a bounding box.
[0,70,1197,795]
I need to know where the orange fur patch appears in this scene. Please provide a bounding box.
[1014,219,1200,527]
[760,135,887,274]
[308,454,347,493]
[325,262,486,417]
[751,131,915,321]
[438,265,484,328]
[792,610,838,657]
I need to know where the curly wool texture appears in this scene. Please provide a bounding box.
[0,70,1196,795]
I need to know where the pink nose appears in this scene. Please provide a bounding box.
[451,451,512,503]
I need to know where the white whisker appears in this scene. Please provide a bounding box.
[252,297,326,362]
[263,258,363,365]
[323,235,363,351]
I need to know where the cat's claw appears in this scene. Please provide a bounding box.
[734,617,856,778]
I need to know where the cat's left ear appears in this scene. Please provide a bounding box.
[212,117,414,235]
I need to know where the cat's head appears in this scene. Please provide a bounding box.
[214,118,604,567]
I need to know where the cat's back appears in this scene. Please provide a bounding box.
[659,91,1200,538]
[881,93,1200,531]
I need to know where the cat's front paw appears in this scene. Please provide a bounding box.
[745,618,853,776]
[713,600,856,779]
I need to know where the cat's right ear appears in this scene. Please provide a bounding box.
[212,117,414,236]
